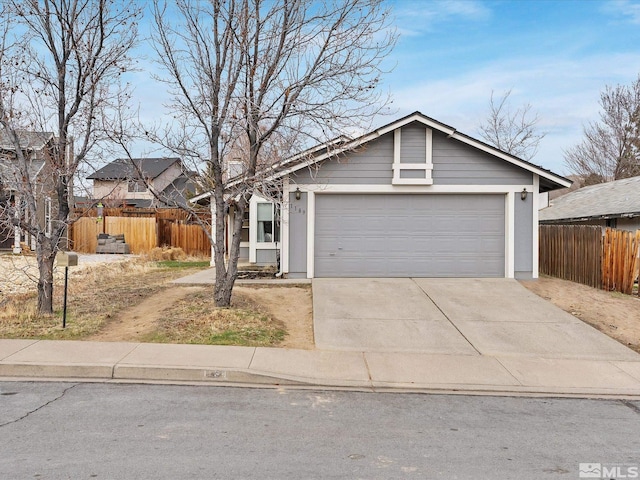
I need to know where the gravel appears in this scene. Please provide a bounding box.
[0,253,137,295]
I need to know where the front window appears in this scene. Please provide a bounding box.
[257,203,274,242]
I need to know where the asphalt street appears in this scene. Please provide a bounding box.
[1,382,640,479]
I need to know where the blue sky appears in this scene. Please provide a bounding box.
[129,0,640,176]
[384,0,640,175]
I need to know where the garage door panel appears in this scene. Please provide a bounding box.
[314,194,505,278]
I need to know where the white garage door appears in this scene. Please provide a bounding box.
[314,194,505,277]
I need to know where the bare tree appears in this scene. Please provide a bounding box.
[146,0,396,307]
[478,90,546,161]
[564,76,640,182]
[0,0,140,314]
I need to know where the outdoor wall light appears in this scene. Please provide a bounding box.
[295,187,301,200]
[521,188,528,201]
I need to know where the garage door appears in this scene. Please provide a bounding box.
[314,194,505,277]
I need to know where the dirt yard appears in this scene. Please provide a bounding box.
[521,276,640,353]
[2,253,636,353]
[88,284,315,349]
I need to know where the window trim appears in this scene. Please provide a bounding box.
[248,194,279,263]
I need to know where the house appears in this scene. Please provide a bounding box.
[539,176,640,231]
[87,157,197,208]
[0,131,60,252]
[198,112,571,279]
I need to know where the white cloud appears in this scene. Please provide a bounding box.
[602,0,640,24]
[394,0,491,36]
[385,51,640,174]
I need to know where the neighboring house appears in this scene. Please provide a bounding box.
[539,175,640,231]
[0,131,59,252]
[87,157,197,208]
[196,111,570,279]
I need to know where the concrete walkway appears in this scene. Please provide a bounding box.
[2,275,640,397]
[2,339,640,397]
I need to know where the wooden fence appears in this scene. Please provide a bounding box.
[602,228,640,295]
[539,225,602,288]
[170,223,212,257]
[69,210,211,257]
[104,217,157,254]
[539,225,639,296]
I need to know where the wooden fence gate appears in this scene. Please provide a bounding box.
[70,211,211,257]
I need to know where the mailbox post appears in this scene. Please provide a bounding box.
[56,252,78,328]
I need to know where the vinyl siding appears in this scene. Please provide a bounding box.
[432,130,532,185]
[292,123,533,187]
[292,135,393,185]
[399,123,426,164]
[514,193,533,279]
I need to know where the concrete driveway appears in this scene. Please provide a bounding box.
[312,278,640,361]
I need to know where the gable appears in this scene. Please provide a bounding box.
[432,130,531,185]
[292,121,532,186]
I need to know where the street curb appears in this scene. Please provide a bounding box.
[3,361,640,400]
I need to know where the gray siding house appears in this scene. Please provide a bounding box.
[278,112,569,280]
[200,112,570,278]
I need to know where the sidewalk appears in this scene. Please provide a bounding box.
[2,339,640,398]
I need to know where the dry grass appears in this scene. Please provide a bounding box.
[145,246,188,261]
[145,289,286,346]
[0,257,289,348]
[0,259,206,340]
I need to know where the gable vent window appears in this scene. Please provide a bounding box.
[392,127,434,185]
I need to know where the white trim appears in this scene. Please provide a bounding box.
[282,176,290,274]
[426,128,433,177]
[249,196,257,263]
[532,174,540,279]
[293,183,534,194]
[302,187,518,279]
[391,127,434,186]
[306,191,315,279]
[506,192,515,278]
[393,128,401,165]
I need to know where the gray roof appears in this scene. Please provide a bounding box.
[0,131,55,151]
[539,176,640,222]
[87,158,181,180]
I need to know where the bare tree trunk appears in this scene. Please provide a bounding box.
[36,235,54,314]
[149,0,395,310]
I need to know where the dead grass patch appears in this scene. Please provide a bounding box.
[0,259,207,340]
[145,289,286,346]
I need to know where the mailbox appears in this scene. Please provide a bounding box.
[56,252,78,267]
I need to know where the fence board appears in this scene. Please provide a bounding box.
[602,228,640,295]
[539,225,602,288]
[105,217,157,254]
[170,223,211,256]
[69,217,103,253]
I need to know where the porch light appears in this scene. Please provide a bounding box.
[520,188,528,201]
[295,187,301,200]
